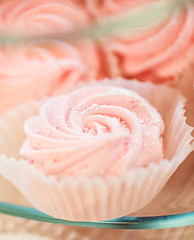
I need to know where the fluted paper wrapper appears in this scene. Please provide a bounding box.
[175,61,194,127]
[0,79,193,221]
[1,169,193,240]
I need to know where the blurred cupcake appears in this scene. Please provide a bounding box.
[0,0,89,36]
[0,79,192,221]
[86,0,194,125]
[0,40,103,115]
[0,0,104,115]
[86,0,153,18]
[87,0,194,87]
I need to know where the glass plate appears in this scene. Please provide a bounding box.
[0,201,194,229]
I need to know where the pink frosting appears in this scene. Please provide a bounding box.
[89,0,194,83]
[86,0,154,18]
[0,0,89,35]
[0,0,105,115]
[20,85,164,179]
[0,41,102,115]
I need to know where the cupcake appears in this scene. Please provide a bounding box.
[0,40,103,115]
[86,0,194,125]
[86,0,194,88]
[0,0,89,36]
[0,0,104,115]
[86,0,153,18]
[0,79,193,221]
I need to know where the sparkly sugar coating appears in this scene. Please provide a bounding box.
[20,85,164,179]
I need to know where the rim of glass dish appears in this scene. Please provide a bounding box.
[0,201,193,229]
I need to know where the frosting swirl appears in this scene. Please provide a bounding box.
[0,0,89,35]
[89,0,194,82]
[0,41,101,114]
[86,0,152,18]
[0,0,103,115]
[20,85,164,179]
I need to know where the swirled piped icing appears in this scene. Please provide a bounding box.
[87,0,194,83]
[0,41,102,114]
[20,85,164,179]
[0,0,89,35]
[0,0,103,115]
[86,0,152,18]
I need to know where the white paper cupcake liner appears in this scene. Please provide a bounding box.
[175,60,194,127]
[0,176,193,240]
[0,79,193,221]
[133,151,194,217]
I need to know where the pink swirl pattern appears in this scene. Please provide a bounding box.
[0,0,89,35]
[0,0,103,115]
[20,85,164,179]
[88,0,194,83]
[0,41,102,115]
[86,0,153,18]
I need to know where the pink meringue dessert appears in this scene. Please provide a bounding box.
[0,79,192,221]
[91,0,194,85]
[20,85,164,179]
[0,0,103,115]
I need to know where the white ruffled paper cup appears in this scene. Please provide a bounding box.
[0,79,193,221]
[175,61,194,127]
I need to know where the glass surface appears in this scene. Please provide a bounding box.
[0,201,193,230]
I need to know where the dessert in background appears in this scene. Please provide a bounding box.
[0,41,102,115]
[0,0,103,115]
[86,0,194,126]
[0,0,88,36]
[86,0,194,86]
